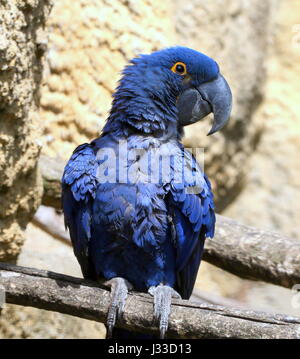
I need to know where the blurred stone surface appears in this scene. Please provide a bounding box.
[224,0,300,238]
[0,0,51,262]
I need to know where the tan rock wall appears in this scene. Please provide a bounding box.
[0,0,52,261]
[41,0,176,158]
[224,0,300,239]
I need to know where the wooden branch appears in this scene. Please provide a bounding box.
[1,263,300,339]
[204,215,300,289]
[39,155,300,289]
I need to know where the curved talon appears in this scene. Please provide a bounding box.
[105,277,133,338]
[148,284,181,339]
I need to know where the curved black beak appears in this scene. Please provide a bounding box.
[177,74,232,135]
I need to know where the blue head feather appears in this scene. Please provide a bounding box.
[102,46,219,138]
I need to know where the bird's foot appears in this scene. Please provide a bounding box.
[105,277,133,338]
[148,284,181,339]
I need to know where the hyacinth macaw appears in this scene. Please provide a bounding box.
[62,46,232,339]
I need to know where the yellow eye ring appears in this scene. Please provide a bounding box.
[171,62,187,76]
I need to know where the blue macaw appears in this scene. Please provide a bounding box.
[62,46,232,339]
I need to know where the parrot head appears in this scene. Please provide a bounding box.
[108,46,232,136]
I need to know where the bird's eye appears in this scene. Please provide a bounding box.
[171,62,187,76]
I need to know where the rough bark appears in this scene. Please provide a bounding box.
[204,215,300,288]
[1,263,300,339]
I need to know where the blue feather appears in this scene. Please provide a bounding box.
[62,46,217,305]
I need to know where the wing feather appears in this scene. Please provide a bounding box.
[169,149,215,299]
[62,143,98,278]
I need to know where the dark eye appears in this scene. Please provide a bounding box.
[176,64,185,73]
[171,62,187,76]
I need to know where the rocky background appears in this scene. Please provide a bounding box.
[0,0,51,263]
[1,0,300,338]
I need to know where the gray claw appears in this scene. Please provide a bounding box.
[105,277,133,338]
[148,284,181,339]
